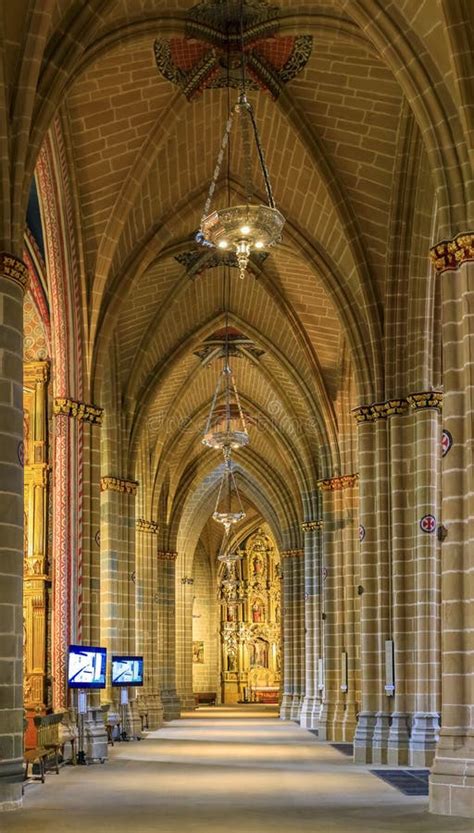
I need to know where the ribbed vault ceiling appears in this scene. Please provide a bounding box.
[16,0,459,561]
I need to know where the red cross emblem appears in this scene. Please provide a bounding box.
[420,514,436,533]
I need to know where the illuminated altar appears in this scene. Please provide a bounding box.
[219,529,281,704]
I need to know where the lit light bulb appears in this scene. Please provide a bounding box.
[255,241,264,249]
[240,225,251,235]
[218,240,228,249]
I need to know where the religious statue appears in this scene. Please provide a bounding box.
[252,600,264,622]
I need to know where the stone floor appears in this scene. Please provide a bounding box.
[3,705,473,832]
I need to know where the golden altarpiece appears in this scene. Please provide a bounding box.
[23,361,50,738]
[219,529,281,704]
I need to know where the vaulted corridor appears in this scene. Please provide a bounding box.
[4,707,473,833]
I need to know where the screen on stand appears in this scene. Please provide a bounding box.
[68,645,107,689]
[111,656,144,687]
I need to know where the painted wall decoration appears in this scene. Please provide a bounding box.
[193,641,205,664]
[154,0,312,100]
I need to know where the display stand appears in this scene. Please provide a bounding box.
[76,690,88,765]
[120,687,129,741]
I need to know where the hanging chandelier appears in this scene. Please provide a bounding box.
[203,360,249,454]
[198,4,284,279]
[212,457,246,533]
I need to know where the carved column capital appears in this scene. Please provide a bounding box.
[157,550,178,561]
[24,361,50,386]
[407,391,443,411]
[301,520,323,532]
[280,549,304,558]
[317,474,359,492]
[0,251,29,292]
[137,518,159,533]
[54,397,103,424]
[430,232,474,273]
[100,476,138,495]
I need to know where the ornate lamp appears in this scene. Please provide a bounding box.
[198,4,284,279]
[203,361,249,454]
[213,457,246,533]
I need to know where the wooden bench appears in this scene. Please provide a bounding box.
[195,692,217,706]
[33,713,64,775]
[24,746,48,784]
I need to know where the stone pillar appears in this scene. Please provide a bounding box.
[290,550,305,721]
[100,476,141,739]
[317,475,359,742]
[300,521,323,730]
[279,549,304,720]
[352,408,382,762]
[136,519,163,729]
[408,394,442,767]
[0,253,28,809]
[52,398,103,708]
[157,551,180,720]
[429,234,474,819]
[176,574,196,710]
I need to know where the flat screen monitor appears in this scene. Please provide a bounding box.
[68,645,107,689]
[111,655,144,687]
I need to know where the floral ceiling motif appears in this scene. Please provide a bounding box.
[154,0,312,100]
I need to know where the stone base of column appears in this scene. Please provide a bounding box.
[430,732,474,818]
[146,694,164,729]
[290,694,303,721]
[343,701,358,742]
[125,701,143,739]
[0,762,23,812]
[299,695,320,730]
[353,711,377,763]
[387,712,410,765]
[331,702,347,741]
[317,701,333,741]
[84,706,108,762]
[409,711,439,767]
[371,711,391,764]
[179,691,197,710]
[279,693,293,720]
[161,689,181,720]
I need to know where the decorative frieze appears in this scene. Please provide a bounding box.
[280,549,304,558]
[54,397,103,425]
[157,551,178,561]
[353,391,443,422]
[317,474,359,492]
[430,232,474,273]
[100,476,138,495]
[301,520,323,532]
[137,518,159,534]
[0,252,29,292]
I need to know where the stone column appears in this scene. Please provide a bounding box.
[352,407,381,762]
[290,550,305,721]
[279,550,304,720]
[0,253,28,809]
[300,521,323,730]
[407,393,442,767]
[176,574,196,710]
[136,519,163,729]
[318,475,359,742]
[52,398,103,708]
[429,234,474,819]
[157,551,180,720]
[100,476,141,740]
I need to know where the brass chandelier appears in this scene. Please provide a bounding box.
[198,2,284,279]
